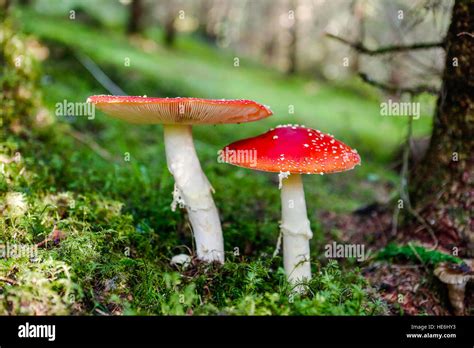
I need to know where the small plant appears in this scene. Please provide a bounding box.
[376,243,462,266]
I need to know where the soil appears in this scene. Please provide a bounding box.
[319,204,472,316]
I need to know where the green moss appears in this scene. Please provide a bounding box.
[376,243,463,265]
[0,8,394,315]
[0,20,46,130]
[0,256,75,315]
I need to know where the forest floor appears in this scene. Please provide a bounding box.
[1,6,469,315]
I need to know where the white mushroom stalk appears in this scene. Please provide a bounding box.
[221,124,361,289]
[88,95,273,265]
[280,173,313,287]
[164,124,224,262]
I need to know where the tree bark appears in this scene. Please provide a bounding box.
[127,0,143,34]
[164,16,176,47]
[412,0,473,256]
[286,0,298,75]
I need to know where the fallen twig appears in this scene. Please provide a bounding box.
[0,277,18,285]
[94,308,110,316]
[37,226,67,248]
[407,242,429,273]
[457,31,474,38]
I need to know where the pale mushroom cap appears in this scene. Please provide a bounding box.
[434,261,474,284]
[87,95,273,125]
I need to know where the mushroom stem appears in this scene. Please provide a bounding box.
[280,174,312,287]
[163,124,224,263]
[447,283,466,316]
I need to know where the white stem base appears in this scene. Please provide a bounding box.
[280,174,312,289]
[163,125,224,263]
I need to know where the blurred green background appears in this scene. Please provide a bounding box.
[0,0,451,315]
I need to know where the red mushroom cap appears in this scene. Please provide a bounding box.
[87,95,272,125]
[221,124,361,174]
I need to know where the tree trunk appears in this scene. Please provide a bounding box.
[0,0,10,19]
[286,0,298,75]
[197,0,217,43]
[127,0,143,34]
[412,0,473,256]
[164,16,176,47]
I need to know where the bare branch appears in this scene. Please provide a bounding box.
[358,73,438,95]
[326,33,444,55]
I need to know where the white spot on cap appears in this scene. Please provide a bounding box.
[278,171,291,189]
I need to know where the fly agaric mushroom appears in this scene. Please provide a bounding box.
[220,124,361,287]
[88,95,272,263]
[434,260,473,315]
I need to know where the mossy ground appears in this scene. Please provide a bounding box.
[0,4,443,315]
